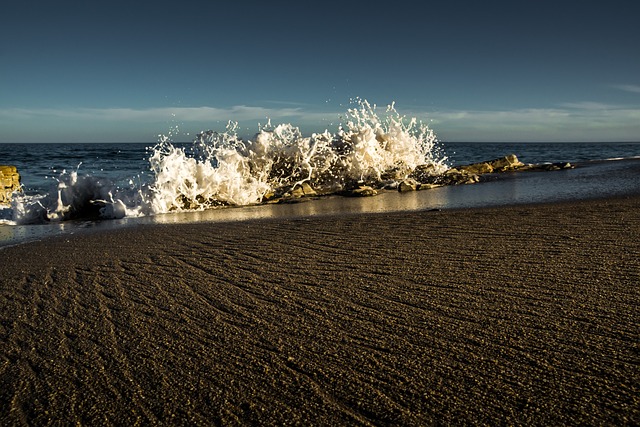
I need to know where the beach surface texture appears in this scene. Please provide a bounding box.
[1,196,639,425]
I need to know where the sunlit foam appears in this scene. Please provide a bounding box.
[147,99,448,212]
[5,99,448,224]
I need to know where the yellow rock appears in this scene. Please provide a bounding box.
[487,154,524,171]
[458,162,494,174]
[1,165,21,204]
[290,182,317,198]
[398,179,418,192]
[0,165,18,175]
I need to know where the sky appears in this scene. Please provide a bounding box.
[1,0,639,143]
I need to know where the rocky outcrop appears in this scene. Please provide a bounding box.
[1,165,21,204]
[453,154,573,174]
[487,154,525,171]
[257,154,575,202]
[262,181,320,204]
[456,154,525,175]
[399,154,574,194]
[458,162,494,174]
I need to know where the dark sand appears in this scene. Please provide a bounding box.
[1,196,639,425]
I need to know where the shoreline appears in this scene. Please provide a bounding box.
[1,195,639,424]
[3,155,640,250]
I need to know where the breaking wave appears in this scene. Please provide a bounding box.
[5,99,448,224]
[149,100,447,211]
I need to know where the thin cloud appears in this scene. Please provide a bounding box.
[559,101,622,110]
[610,84,640,94]
[2,102,639,143]
[0,106,306,122]
[425,105,640,142]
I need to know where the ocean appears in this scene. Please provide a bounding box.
[3,141,640,198]
[1,101,639,247]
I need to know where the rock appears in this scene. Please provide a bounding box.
[1,165,21,204]
[456,174,480,184]
[290,182,317,198]
[409,164,441,182]
[441,169,480,185]
[453,155,523,176]
[342,186,378,197]
[458,162,494,174]
[262,191,276,202]
[398,179,418,192]
[559,162,574,169]
[407,165,481,188]
[486,154,524,172]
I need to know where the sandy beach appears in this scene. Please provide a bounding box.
[1,195,639,425]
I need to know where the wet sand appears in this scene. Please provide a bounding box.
[1,196,639,425]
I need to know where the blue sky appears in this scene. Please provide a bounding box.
[1,1,639,143]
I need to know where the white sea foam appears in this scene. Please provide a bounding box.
[147,99,448,212]
[4,99,448,224]
[8,166,149,224]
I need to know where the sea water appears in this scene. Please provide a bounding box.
[1,100,639,246]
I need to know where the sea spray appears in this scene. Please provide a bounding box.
[9,167,132,224]
[148,99,448,211]
[4,99,448,223]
